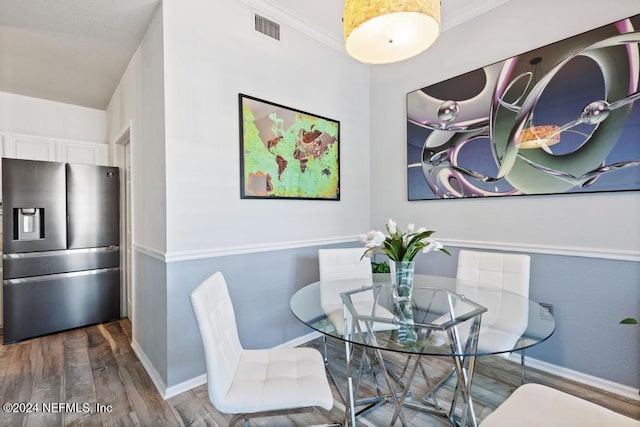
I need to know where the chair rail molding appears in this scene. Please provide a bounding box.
[162,235,357,263]
[143,236,639,264]
[133,243,166,261]
[440,238,640,262]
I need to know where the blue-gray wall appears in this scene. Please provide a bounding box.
[413,247,640,388]
[141,244,639,390]
[134,253,168,382]
[164,243,355,386]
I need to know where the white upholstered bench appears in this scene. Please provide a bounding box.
[480,383,640,427]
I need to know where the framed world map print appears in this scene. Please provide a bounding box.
[239,94,340,200]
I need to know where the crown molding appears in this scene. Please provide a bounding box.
[442,0,512,30]
[239,0,345,53]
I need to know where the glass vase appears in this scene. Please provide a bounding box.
[390,260,417,344]
[391,260,415,300]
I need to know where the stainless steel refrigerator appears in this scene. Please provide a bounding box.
[2,158,120,343]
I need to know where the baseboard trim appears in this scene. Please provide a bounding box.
[275,331,323,348]
[165,374,207,400]
[508,353,640,401]
[135,332,325,401]
[131,339,209,400]
[281,334,640,402]
[131,332,638,402]
[130,339,168,398]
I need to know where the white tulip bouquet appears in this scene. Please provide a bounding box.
[358,219,450,261]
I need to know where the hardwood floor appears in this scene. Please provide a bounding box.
[0,319,637,426]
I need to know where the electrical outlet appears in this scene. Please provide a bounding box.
[539,302,553,320]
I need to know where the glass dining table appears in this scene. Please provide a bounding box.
[290,274,556,427]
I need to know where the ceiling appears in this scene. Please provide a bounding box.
[254,0,510,51]
[0,0,161,110]
[0,0,509,110]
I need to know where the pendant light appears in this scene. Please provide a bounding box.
[343,0,441,64]
[516,56,561,153]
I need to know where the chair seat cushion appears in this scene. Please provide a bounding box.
[429,316,522,358]
[480,383,640,427]
[218,347,334,414]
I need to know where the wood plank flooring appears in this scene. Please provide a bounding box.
[0,319,638,426]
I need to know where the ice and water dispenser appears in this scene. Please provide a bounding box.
[15,208,44,241]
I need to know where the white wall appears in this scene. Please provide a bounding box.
[369,0,640,257]
[367,0,640,392]
[156,0,372,391]
[161,0,371,256]
[106,5,167,256]
[96,0,639,394]
[105,4,167,381]
[102,0,373,392]
[0,91,105,143]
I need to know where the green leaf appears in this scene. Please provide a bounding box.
[386,238,404,261]
[620,317,639,325]
[371,261,390,273]
[400,231,432,261]
[403,242,423,261]
[406,231,433,248]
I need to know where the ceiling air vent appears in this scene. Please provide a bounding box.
[255,14,280,41]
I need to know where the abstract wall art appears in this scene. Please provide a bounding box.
[239,94,340,200]
[407,15,640,200]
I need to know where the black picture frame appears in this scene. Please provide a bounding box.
[239,94,340,200]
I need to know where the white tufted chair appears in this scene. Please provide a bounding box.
[456,249,530,298]
[428,250,531,389]
[190,272,334,426]
[318,247,373,283]
[317,248,398,407]
[480,383,640,426]
[423,250,532,407]
[318,248,396,335]
[455,250,531,381]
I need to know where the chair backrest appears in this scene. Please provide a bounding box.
[190,271,243,410]
[456,250,530,297]
[318,248,375,331]
[318,247,373,283]
[455,250,531,354]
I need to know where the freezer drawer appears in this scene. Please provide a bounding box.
[67,163,120,249]
[2,247,119,279]
[2,267,120,343]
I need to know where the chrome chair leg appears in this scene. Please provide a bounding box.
[521,349,526,384]
[229,407,315,427]
[323,335,348,405]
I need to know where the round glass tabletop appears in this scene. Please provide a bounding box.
[290,274,556,357]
